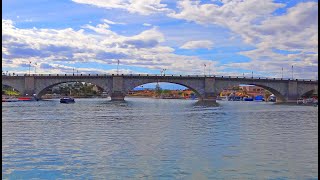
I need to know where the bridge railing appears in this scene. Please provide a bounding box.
[2,73,318,82]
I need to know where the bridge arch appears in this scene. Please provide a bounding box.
[214,80,286,102]
[298,85,317,98]
[299,89,316,98]
[36,79,111,98]
[126,82,202,99]
[123,78,205,99]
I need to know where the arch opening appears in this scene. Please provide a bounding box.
[37,81,108,99]
[217,83,285,102]
[126,82,201,100]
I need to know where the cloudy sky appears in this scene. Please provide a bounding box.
[2,0,318,79]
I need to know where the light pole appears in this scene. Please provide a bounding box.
[163,69,166,76]
[73,68,75,75]
[208,63,211,76]
[291,65,293,79]
[203,63,206,76]
[281,67,283,78]
[252,71,253,78]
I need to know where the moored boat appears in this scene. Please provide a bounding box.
[2,97,19,102]
[243,97,254,101]
[60,97,75,103]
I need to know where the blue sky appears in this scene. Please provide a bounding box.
[2,0,318,84]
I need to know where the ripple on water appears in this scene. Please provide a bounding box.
[2,98,318,179]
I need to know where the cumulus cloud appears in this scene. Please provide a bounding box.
[180,40,213,49]
[2,19,220,75]
[71,0,172,15]
[168,0,318,78]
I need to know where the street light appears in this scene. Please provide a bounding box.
[252,71,253,78]
[203,63,206,76]
[291,65,293,79]
[281,67,283,78]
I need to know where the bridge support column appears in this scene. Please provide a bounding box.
[24,76,35,96]
[111,76,125,101]
[198,77,218,104]
[286,81,298,103]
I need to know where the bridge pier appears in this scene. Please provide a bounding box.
[285,81,299,103]
[24,76,36,96]
[110,91,125,101]
[111,76,126,101]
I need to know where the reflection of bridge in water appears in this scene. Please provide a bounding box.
[2,74,318,103]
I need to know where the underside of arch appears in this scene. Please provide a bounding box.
[300,89,316,97]
[36,81,107,98]
[216,82,286,102]
[125,81,203,99]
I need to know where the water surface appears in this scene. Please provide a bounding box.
[2,98,318,179]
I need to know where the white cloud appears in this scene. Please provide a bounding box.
[102,19,125,25]
[143,23,152,26]
[2,19,220,75]
[71,0,172,15]
[180,40,213,49]
[168,0,318,78]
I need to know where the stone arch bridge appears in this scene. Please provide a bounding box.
[2,74,318,103]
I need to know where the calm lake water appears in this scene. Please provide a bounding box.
[2,98,318,179]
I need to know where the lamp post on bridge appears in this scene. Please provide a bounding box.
[281,67,283,78]
[29,61,31,75]
[161,69,166,76]
[291,65,293,79]
[203,63,206,76]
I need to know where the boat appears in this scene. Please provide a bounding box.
[243,97,254,101]
[254,95,265,101]
[2,97,19,102]
[18,96,38,101]
[60,97,75,103]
